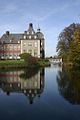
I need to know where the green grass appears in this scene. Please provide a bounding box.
[0,60,25,69]
[38,59,50,67]
[0,59,50,69]
[0,60,24,65]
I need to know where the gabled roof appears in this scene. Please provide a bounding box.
[0,33,23,44]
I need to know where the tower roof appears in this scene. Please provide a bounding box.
[27,23,35,34]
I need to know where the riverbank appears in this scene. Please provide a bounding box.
[0,59,50,69]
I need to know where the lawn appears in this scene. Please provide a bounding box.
[0,59,50,69]
[0,60,25,68]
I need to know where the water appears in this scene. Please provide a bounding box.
[0,65,80,120]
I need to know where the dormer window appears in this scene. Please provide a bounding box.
[27,31,29,34]
[34,35,37,39]
[18,41,20,43]
[32,31,34,34]
[24,35,26,39]
[10,40,12,42]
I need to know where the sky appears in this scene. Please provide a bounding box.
[0,0,80,57]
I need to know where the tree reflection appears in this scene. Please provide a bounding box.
[0,68,45,104]
[19,68,39,79]
[57,66,80,104]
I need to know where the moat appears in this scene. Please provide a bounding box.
[0,65,80,120]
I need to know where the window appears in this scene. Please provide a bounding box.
[18,41,20,43]
[10,40,12,42]
[23,50,26,53]
[24,36,26,39]
[9,55,13,59]
[41,42,42,46]
[28,42,32,46]
[29,35,31,39]
[34,42,37,47]
[28,49,32,54]
[23,42,26,45]
[3,41,5,43]
[10,45,13,50]
[1,46,4,50]
[32,31,34,34]
[13,55,17,59]
[18,45,20,49]
[34,50,37,56]
[14,46,17,49]
[27,31,29,34]
[3,45,5,49]
[34,35,37,39]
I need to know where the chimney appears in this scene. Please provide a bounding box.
[24,31,27,34]
[6,31,10,36]
[29,23,33,28]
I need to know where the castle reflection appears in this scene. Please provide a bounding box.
[57,66,80,105]
[0,68,45,104]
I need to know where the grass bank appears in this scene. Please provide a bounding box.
[0,59,50,69]
[38,59,50,67]
[0,60,25,69]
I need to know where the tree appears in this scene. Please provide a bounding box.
[56,23,80,61]
[19,53,39,66]
[70,28,80,65]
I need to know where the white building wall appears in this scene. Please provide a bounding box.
[21,39,40,58]
[37,40,40,58]
[21,40,23,54]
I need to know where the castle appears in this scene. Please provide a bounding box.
[0,23,45,59]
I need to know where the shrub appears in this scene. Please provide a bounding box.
[19,53,39,66]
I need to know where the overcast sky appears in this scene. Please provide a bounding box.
[0,0,80,57]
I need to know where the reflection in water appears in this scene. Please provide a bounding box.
[0,68,45,104]
[57,66,80,104]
